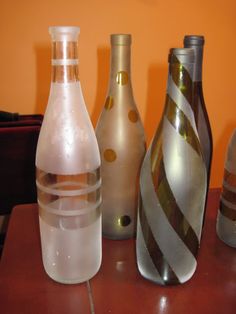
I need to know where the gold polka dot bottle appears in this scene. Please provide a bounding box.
[96,34,146,239]
[35,26,102,284]
[217,130,236,248]
[136,48,207,285]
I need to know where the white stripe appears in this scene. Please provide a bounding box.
[52,59,78,66]
[162,117,207,240]
[221,196,236,210]
[38,196,102,216]
[140,147,197,283]
[36,178,101,197]
[136,215,164,285]
[223,180,236,193]
[168,76,198,136]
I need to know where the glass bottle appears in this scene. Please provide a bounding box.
[136,48,207,285]
[216,130,236,248]
[96,34,146,240]
[184,35,213,187]
[35,26,102,284]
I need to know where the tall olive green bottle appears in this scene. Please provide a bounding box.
[96,34,146,240]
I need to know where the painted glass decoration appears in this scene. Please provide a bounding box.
[36,26,102,284]
[96,34,146,239]
[136,48,207,285]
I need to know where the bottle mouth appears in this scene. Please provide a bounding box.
[111,34,131,46]
[168,48,195,63]
[49,26,80,41]
[184,35,205,46]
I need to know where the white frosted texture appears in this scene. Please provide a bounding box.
[36,82,100,174]
[39,214,102,283]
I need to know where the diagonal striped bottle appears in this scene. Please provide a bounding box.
[35,26,102,284]
[136,48,207,285]
[217,130,236,247]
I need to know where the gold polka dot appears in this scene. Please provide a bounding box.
[128,110,139,123]
[116,71,129,85]
[118,215,131,227]
[104,96,114,110]
[104,149,117,162]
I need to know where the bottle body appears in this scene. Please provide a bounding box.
[36,26,101,284]
[96,34,146,239]
[184,35,213,185]
[217,130,236,247]
[136,49,207,285]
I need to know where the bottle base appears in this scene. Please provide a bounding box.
[43,263,101,284]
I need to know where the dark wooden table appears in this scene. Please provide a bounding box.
[0,189,235,314]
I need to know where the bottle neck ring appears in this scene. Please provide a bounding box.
[51,40,79,83]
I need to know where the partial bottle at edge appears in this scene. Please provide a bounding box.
[96,34,146,239]
[35,26,102,284]
[136,48,207,285]
[217,130,236,248]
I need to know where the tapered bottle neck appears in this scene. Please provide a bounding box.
[49,26,80,83]
[167,49,194,102]
[109,34,133,91]
[184,36,204,82]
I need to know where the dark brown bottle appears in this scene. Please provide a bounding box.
[184,35,213,187]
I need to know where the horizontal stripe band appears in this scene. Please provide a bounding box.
[52,59,79,66]
[38,196,102,217]
[220,199,236,221]
[36,178,101,197]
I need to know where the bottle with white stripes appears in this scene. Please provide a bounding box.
[35,26,102,284]
[136,48,207,285]
[217,130,236,248]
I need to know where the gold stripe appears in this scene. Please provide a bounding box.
[151,145,200,257]
[139,198,180,285]
[165,95,201,156]
[219,201,236,221]
[171,55,193,111]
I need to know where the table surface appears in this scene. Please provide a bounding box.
[0,189,236,314]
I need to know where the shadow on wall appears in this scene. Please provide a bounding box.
[144,63,167,145]
[34,44,51,114]
[91,46,110,127]
[211,122,236,188]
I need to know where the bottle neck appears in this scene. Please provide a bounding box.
[167,57,194,106]
[109,44,132,88]
[51,40,79,83]
[185,45,203,82]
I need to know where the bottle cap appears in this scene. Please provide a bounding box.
[184,35,205,47]
[169,48,195,64]
[49,26,80,41]
[111,34,131,45]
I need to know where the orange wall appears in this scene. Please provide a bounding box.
[1,0,236,188]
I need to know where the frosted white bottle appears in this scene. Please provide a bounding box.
[35,26,102,284]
